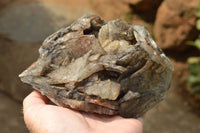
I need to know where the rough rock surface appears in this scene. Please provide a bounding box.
[154,0,200,51]
[19,15,173,118]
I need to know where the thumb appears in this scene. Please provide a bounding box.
[23,90,49,130]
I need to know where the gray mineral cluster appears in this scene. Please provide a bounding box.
[19,15,173,118]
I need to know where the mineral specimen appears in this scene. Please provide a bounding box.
[19,15,173,118]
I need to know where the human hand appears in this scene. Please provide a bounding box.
[23,91,143,133]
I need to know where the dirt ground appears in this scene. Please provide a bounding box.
[0,0,200,133]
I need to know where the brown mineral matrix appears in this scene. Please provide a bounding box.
[19,15,173,118]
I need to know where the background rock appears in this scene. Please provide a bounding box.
[0,1,93,43]
[90,0,129,21]
[154,0,200,51]
[0,38,40,101]
[0,0,15,9]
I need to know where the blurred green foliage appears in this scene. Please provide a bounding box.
[186,6,200,94]
[187,57,200,94]
[187,36,200,50]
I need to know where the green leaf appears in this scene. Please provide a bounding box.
[187,75,200,83]
[196,19,200,30]
[188,63,200,75]
[196,6,200,18]
[186,75,200,94]
[192,86,200,94]
[187,57,200,64]
[187,38,200,50]
[193,38,200,50]
[186,41,195,46]
[186,5,200,95]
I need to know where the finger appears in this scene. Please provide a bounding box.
[23,90,50,116]
[23,90,49,108]
[23,91,50,131]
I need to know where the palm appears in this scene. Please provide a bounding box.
[23,91,143,133]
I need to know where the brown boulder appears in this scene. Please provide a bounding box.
[0,0,15,9]
[90,0,129,21]
[154,0,200,51]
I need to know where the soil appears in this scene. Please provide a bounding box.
[165,48,200,116]
[172,61,200,115]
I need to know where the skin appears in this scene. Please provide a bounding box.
[23,91,143,133]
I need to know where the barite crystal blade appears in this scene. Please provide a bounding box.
[19,15,173,118]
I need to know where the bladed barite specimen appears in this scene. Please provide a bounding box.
[19,15,173,118]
